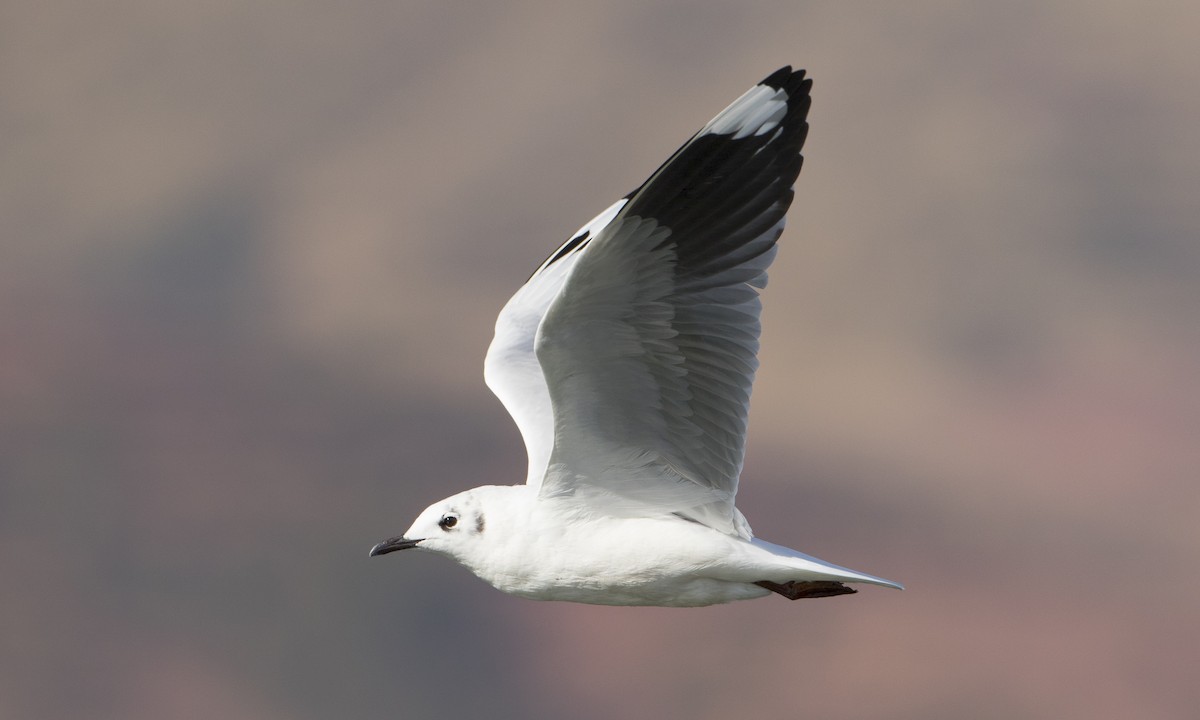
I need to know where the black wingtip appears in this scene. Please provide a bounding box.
[761,66,809,93]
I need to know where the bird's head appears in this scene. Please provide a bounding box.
[369,486,516,563]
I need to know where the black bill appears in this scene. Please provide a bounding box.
[369,536,422,556]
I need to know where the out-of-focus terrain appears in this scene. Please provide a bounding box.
[2,2,1198,719]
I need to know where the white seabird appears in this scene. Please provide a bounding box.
[371,67,902,606]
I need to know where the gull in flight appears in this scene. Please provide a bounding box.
[371,67,902,606]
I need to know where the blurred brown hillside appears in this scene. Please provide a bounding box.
[2,2,1198,719]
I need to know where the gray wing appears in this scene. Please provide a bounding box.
[535,67,812,538]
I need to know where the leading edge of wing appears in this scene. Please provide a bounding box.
[483,199,628,489]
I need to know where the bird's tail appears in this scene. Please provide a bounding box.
[751,538,904,590]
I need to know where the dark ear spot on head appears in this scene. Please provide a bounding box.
[475,513,485,534]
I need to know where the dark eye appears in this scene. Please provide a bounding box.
[438,514,458,530]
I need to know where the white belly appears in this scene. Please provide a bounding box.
[510,576,773,607]
[466,514,773,607]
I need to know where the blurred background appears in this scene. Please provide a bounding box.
[3,1,1198,718]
